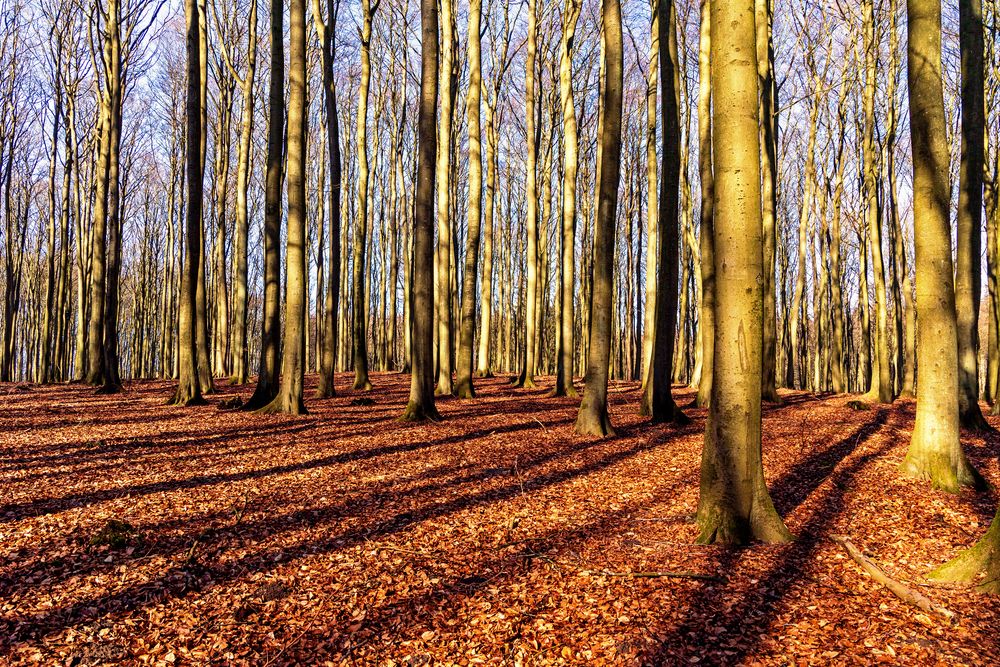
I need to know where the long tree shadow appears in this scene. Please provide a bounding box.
[772,408,888,517]
[0,420,701,653]
[645,407,901,664]
[0,418,550,524]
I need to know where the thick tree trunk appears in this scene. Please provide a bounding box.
[900,0,984,492]
[696,0,791,545]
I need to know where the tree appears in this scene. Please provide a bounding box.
[757,0,779,402]
[515,0,540,390]
[693,0,713,409]
[899,0,984,492]
[861,0,893,404]
[243,0,284,410]
[955,0,989,429]
[171,0,206,407]
[455,0,484,399]
[575,0,623,437]
[696,0,791,544]
[552,0,582,398]
[434,0,456,395]
[401,0,439,422]
[212,0,258,386]
[314,0,342,399]
[260,0,308,414]
[351,0,379,392]
[930,509,1000,593]
[640,0,685,423]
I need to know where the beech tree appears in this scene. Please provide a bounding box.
[899,0,984,491]
[401,0,438,422]
[243,0,284,410]
[171,0,205,406]
[696,0,791,544]
[575,0,623,437]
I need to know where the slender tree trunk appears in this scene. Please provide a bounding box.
[757,0,779,402]
[243,0,284,410]
[171,0,206,406]
[955,0,989,428]
[402,0,440,422]
[476,94,498,379]
[829,72,851,394]
[434,0,456,394]
[516,0,540,389]
[575,0,623,437]
[315,0,342,398]
[641,0,685,423]
[862,0,893,404]
[553,0,583,398]
[694,0,714,408]
[85,110,110,386]
[195,0,213,394]
[455,0,484,399]
[350,0,377,392]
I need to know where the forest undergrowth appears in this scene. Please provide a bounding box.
[1,374,997,665]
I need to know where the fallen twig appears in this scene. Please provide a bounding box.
[829,534,954,622]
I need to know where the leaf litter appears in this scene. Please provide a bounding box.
[0,374,997,665]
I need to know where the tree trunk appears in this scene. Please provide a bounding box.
[694,0,714,408]
[641,0,685,423]
[515,0,540,390]
[955,0,989,428]
[434,0,456,394]
[402,0,440,422]
[171,0,206,406]
[243,0,284,410]
[575,0,623,437]
[553,0,582,398]
[350,0,377,392]
[261,0,308,414]
[757,0,779,402]
[455,0,484,399]
[315,0,341,399]
[862,0,893,404]
[900,0,984,492]
[696,0,791,545]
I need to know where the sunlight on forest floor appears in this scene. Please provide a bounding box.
[1,375,998,665]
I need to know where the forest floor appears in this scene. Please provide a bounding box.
[0,374,998,666]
